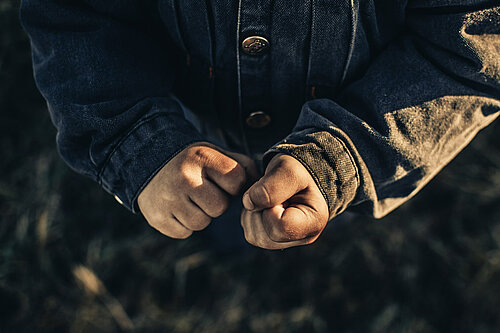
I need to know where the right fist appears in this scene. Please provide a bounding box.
[138,142,258,239]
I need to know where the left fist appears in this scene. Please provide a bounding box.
[241,154,329,250]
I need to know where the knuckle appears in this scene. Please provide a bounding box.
[226,163,247,195]
[145,212,167,230]
[209,195,230,218]
[178,167,196,185]
[190,144,210,156]
[233,162,247,183]
[172,229,193,239]
[193,146,220,165]
[148,215,193,239]
[192,147,209,162]
[178,165,190,179]
[188,213,212,231]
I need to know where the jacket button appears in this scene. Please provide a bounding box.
[241,36,269,55]
[114,195,123,205]
[246,111,271,129]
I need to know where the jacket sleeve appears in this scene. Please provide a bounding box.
[264,2,500,220]
[20,0,205,212]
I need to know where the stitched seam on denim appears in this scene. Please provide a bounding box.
[96,112,172,186]
[329,133,360,194]
[305,0,316,89]
[300,131,359,215]
[203,0,215,68]
[340,0,358,85]
[235,0,251,156]
[171,0,188,52]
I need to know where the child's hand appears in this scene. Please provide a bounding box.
[241,154,329,250]
[138,142,258,239]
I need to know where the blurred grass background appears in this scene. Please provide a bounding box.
[1,0,500,332]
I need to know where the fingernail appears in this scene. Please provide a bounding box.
[242,192,254,211]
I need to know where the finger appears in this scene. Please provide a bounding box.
[149,213,193,239]
[189,179,230,218]
[240,209,256,245]
[262,204,325,242]
[243,158,306,211]
[248,210,306,250]
[249,210,286,250]
[240,209,278,249]
[241,209,319,250]
[174,197,212,231]
[222,150,261,185]
[203,149,247,196]
[240,208,291,250]
[259,211,322,250]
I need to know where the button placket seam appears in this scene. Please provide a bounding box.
[236,0,251,156]
[340,0,358,86]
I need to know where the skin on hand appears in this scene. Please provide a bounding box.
[241,154,329,250]
[138,142,259,239]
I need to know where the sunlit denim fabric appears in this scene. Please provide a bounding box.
[20,1,499,219]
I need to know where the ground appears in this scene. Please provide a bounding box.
[1,1,499,332]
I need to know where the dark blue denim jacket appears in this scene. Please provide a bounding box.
[20,0,499,218]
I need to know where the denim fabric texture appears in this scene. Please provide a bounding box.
[20,0,500,219]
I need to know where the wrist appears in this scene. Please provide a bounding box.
[264,129,359,220]
[100,112,205,213]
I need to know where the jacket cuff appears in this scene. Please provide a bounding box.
[98,111,205,213]
[264,129,359,220]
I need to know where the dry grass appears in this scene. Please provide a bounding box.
[1,1,499,332]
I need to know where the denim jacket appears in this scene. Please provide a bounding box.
[20,0,499,219]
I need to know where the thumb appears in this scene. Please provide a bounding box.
[242,154,307,211]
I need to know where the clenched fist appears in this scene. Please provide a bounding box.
[138,142,258,239]
[241,154,329,250]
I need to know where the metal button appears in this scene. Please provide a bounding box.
[241,36,270,55]
[246,111,271,129]
[114,195,123,205]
